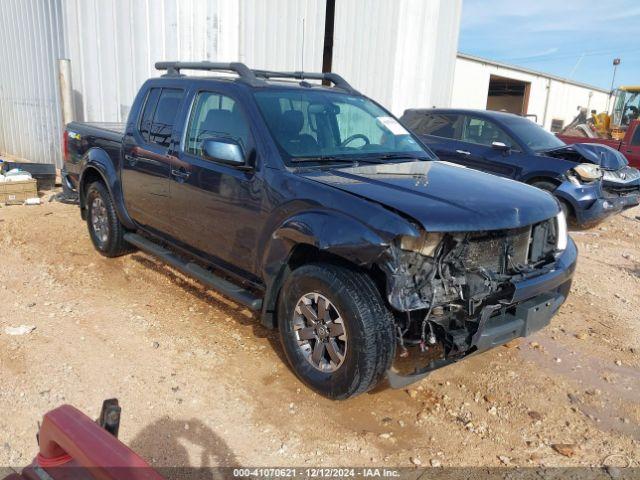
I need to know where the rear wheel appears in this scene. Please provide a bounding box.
[278,263,396,400]
[85,181,133,257]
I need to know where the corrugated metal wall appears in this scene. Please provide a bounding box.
[333,0,462,114]
[0,0,460,167]
[0,0,66,167]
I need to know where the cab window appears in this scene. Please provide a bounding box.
[138,88,184,148]
[631,125,640,146]
[185,92,251,157]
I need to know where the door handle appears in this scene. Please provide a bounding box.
[456,150,471,156]
[171,168,191,180]
[626,150,633,154]
[124,155,138,166]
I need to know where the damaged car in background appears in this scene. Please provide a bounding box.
[401,108,640,228]
[63,62,577,399]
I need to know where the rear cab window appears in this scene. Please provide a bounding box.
[138,87,185,147]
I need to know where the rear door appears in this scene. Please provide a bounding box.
[402,112,468,164]
[122,87,185,234]
[623,123,640,168]
[169,88,265,277]
[457,115,523,178]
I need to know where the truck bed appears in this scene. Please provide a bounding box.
[67,121,126,142]
[557,133,622,151]
[64,122,126,183]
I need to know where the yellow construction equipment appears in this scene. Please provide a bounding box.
[609,86,640,139]
[561,86,640,139]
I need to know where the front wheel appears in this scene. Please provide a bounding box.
[85,181,133,257]
[278,263,396,400]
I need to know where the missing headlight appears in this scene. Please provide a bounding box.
[399,231,443,257]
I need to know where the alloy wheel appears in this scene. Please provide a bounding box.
[293,292,347,372]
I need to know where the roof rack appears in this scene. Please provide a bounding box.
[154,61,355,92]
[252,69,355,92]
[155,61,260,83]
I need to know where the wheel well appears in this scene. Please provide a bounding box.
[526,176,575,218]
[526,176,561,189]
[80,167,105,205]
[265,243,388,329]
[287,244,386,293]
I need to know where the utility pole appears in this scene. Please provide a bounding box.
[322,0,336,83]
[607,58,621,112]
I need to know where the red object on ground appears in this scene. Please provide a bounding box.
[3,404,164,480]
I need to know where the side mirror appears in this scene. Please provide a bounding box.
[492,141,511,153]
[202,138,246,166]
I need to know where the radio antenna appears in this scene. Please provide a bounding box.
[301,18,305,73]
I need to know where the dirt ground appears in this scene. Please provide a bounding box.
[0,194,639,470]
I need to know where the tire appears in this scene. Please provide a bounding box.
[277,263,396,400]
[85,181,133,257]
[531,180,571,220]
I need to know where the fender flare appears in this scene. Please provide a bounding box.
[79,148,136,230]
[258,210,416,328]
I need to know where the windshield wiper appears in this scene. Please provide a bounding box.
[290,156,356,163]
[375,153,429,161]
[290,153,429,165]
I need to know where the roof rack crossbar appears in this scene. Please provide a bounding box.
[155,62,355,92]
[252,70,355,92]
[155,61,262,85]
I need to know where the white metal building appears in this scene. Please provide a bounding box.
[452,53,611,131]
[0,0,462,168]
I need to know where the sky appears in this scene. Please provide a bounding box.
[458,0,640,90]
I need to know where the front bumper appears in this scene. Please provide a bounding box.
[555,179,638,228]
[386,238,577,388]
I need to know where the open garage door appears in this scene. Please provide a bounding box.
[486,75,530,115]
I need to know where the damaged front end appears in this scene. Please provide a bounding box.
[380,213,575,388]
[547,143,640,225]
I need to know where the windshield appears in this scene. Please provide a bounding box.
[505,117,565,152]
[254,90,432,164]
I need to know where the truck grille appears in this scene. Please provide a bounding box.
[462,220,555,274]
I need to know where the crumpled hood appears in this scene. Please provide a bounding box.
[546,143,628,170]
[299,161,559,232]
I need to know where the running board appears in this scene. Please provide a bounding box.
[124,233,263,311]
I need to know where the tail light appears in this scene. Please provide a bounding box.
[62,130,69,161]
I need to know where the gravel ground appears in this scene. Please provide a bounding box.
[0,196,638,470]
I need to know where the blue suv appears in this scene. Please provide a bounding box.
[402,108,640,228]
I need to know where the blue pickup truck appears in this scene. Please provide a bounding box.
[63,63,576,399]
[401,108,640,228]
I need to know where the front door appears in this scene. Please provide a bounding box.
[122,87,185,234]
[457,115,522,178]
[624,123,640,168]
[169,89,265,277]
